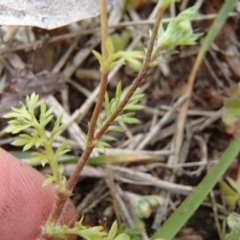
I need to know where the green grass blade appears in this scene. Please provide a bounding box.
[152,134,240,240]
[10,151,155,165]
[198,0,238,59]
[152,1,238,239]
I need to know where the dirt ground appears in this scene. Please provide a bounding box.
[0,0,239,239]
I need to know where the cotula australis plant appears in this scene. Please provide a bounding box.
[3,0,202,239]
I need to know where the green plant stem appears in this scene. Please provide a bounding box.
[34,124,60,183]
[99,0,109,61]
[87,72,109,144]
[143,2,166,66]
[43,142,60,182]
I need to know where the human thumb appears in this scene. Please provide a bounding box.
[0,147,77,240]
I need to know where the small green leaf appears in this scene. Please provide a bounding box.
[110,60,124,69]
[55,141,70,158]
[115,82,122,108]
[109,98,115,112]
[129,93,144,102]
[224,214,240,240]
[227,177,240,193]
[101,134,116,142]
[108,221,118,239]
[26,93,39,115]
[111,29,131,52]
[23,141,35,151]
[29,152,49,166]
[4,111,23,119]
[124,192,165,219]
[114,233,131,240]
[12,105,32,121]
[6,119,20,125]
[123,50,144,58]
[230,83,240,98]
[123,117,139,124]
[220,181,237,196]
[128,98,138,104]
[115,114,140,124]
[76,226,105,240]
[11,138,29,147]
[125,57,142,72]
[42,175,55,187]
[124,104,144,111]
[9,124,32,134]
[56,123,69,133]
[51,118,68,137]
[119,51,144,71]
[92,50,104,67]
[58,165,65,175]
[119,112,135,118]
[107,125,124,133]
[153,5,202,51]
[45,106,55,118]
[160,0,179,7]
[105,92,111,118]
[40,101,47,116]
[41,115,54,127]
[106,37,115,55]
[40,103,54,124]
[223,98,240,125]
[228,213,240,229]
[95,141,111,150]
[97,115,102,128]
[4,125,18,134]
[55,114,62,126]
[165,48,179,55]
[226,195,239,208]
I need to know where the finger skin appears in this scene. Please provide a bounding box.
[0,148,77,240]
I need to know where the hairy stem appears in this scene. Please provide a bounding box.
[48,0,166,227]
[95,3,167,139]
[143,3,167,66]
[48,0,109,224]
[87,71,109,145]
[49,145,94,223]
